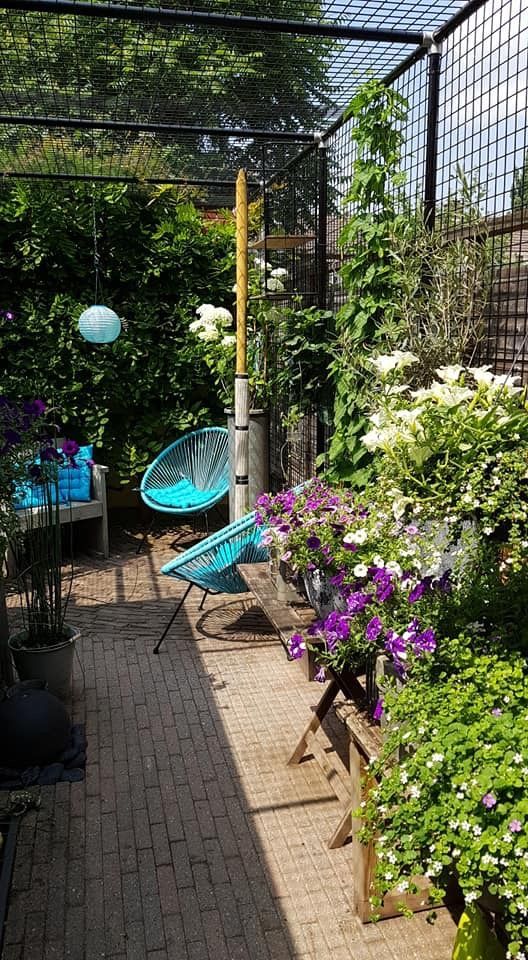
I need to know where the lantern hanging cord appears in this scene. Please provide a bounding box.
[92,193,100,303]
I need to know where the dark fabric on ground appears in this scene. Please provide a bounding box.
[0,724,86,789]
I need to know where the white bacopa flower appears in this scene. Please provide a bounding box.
[396,880,409,893]
[353,563,369,578]
[431,753,444,763]
[465,891,479,903]
[400,771,409,784]
[435,364,465,383]
[461,821,471,832]
[270,267,288,279]
[409,785,421,799]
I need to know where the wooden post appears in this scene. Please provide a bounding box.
[234,169,249,519]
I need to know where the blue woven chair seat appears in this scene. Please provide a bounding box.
[140,427,229,519]
[145,478,225,512]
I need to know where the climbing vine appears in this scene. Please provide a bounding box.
[328,78,409,485]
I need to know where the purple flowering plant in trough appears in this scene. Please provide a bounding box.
[256,478,457,678]
[0,395,49,551]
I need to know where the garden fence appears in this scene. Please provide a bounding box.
[263,0,528,488]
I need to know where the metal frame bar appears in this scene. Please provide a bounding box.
[0,171,260,188]
[0,0,424,44]
[0,113,314,143]
[423,42,442,230]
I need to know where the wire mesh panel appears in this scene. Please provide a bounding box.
[436,0,528,381]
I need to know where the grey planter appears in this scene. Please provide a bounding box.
[9,625,79,701]
[225,408,270,521]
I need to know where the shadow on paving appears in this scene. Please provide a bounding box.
[3,566,303,959]
[2,532,457,960]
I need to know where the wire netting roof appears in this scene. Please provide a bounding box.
[0,0,474,199]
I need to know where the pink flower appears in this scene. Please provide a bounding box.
[482,793,497,809]
[509,820,522,833]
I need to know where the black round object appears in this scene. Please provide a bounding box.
[0,682,71,767]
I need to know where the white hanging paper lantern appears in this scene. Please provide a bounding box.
[78,305,121,344]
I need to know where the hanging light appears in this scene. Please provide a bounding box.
[78,305,121,343]
[79,195,123,344]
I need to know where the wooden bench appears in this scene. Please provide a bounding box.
[13,463,110,559]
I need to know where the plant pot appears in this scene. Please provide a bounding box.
[225,408,269,520]
[303,568,346,618]
[9,625,79,701]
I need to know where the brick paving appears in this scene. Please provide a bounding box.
[2,523,457,959]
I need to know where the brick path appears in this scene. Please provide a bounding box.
[2,525,456,959]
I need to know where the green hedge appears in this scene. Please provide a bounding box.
[0,182,235,483]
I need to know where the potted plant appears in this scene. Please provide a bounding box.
[8,434,83,700]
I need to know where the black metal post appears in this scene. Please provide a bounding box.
[424,39,442,231]
[0,170,259,189]
[316,141,328,310]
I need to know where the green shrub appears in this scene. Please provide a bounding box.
[0,182,235,483]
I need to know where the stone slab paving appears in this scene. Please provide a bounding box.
[2,527,457,959]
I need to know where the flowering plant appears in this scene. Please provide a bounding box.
[188,303,237,407]
[361,633,528,957]
[0,396,47,553]
[10,432,82,648]
[362,356,528,568]
[255,479,472,682]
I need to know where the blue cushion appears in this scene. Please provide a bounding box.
[14,444,94,509]
[149,478,223,510]
[58,445,93,503]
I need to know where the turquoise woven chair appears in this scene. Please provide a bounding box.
[138,427,229,550]
[153,510,268,653]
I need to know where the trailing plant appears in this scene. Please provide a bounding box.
[328,78,409,486]
[362,635,528,958]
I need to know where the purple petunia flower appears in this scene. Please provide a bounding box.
[365,616,383,643]
[509,820,522,832]
[373,698,384,721]
[40,445,62,462]
[23,398,46,419]
[314,667,326,683]
[3,428,21,447]
[288,633,306,660]
[346,591,372,615]
[61,438,80,458]
[385,630,406,661]
[412,627,436,655]
[330,570,345,588]
[482,793,497,809]
[408,580,428,604]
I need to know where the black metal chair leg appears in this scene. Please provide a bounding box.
[153,583,193,653]
[199,589,209,611]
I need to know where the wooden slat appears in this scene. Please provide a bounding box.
[238,562,315,656]
[249,234,316,250]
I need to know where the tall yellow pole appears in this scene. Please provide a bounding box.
[234,169,249,519]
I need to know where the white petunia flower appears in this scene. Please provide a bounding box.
[353,563,369,578]
[369,350,419,376]
[343,528,368,545]
[435,364,465,383]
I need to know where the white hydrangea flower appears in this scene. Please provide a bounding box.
[197,324,219,342]
[270,267,288,279]
[213,307,233,325]
[189,317,206,333]
[196,303,216,319]
[266,277,285,293]
[221,334,236,347]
